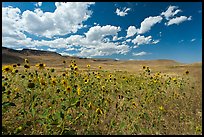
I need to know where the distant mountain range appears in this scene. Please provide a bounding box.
[2,47,61,56]
[2,47,118,64]
[2,47,185,66]
[2,47,62,64]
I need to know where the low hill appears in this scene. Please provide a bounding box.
[2,47,201,73]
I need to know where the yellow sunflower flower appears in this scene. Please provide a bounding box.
[2,65,13,73]
[61,80,67,87]
[66,86,72,92]
[96,108,103,115]
[185,70,189,75]
[84,78,89,84]
[36,63,46,69]
[24,64,30,69]
[51,78,57,86]
[25,58,29,64]
[40,78,46,86]
[159,106,164,111]
[74,65,78,71]
[132,102,137,108]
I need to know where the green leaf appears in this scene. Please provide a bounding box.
[60,111,64,119]
[50,120,59,125]
[31,107,35,118]
[2,102,16,108]
[32,94,37,102]
[66,114,72,121]
[71,97,79,104]
[120,122,125,129]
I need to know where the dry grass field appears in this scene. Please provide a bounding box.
[2,47,202,135]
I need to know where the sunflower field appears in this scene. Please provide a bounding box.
[2,59,202,135]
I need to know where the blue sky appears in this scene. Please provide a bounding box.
[2,2,202,63]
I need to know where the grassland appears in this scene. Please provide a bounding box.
[2,58,202,135]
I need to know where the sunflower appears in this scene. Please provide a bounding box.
[63,60,66,64]
[51,78,57,86]
[74,72,78,77]
[172,77,177,82]
[96,108,103,115]
[12,69,19,74]
[87,64,90,68]
[50,68,55,73]
[98,66,102,69]
[74,66,78,71]
[25,59,29,64]
[132,102,137,108]
[70,64,74,70]
[61,80,67,87]
[109,74,112,78]
[36,63,46,69]
[159,106,164,111]
[142,66,146,69]
[66,86,72,92]
[2,65,13,73]
[40,78,46,86]
[84,78,89,84]
[24,64,30,69]
[96,75,101,79]
[101,86,105,91]
[185,70,189,75]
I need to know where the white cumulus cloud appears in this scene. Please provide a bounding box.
[2,2,95,39]
[126,26,139,38]
[165,16,192,26]
[2,6,25,40]
[2,2,96,50]
[132,35,152,45]
[65,25,129,57]
[29,24,130,57]
[161,5,182,20]
[132,35,160,47]
[115,7,130,16]
[126,16,162,36]
[138,16,163,34]
[22,2,95,38]
[85,25,121,42]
